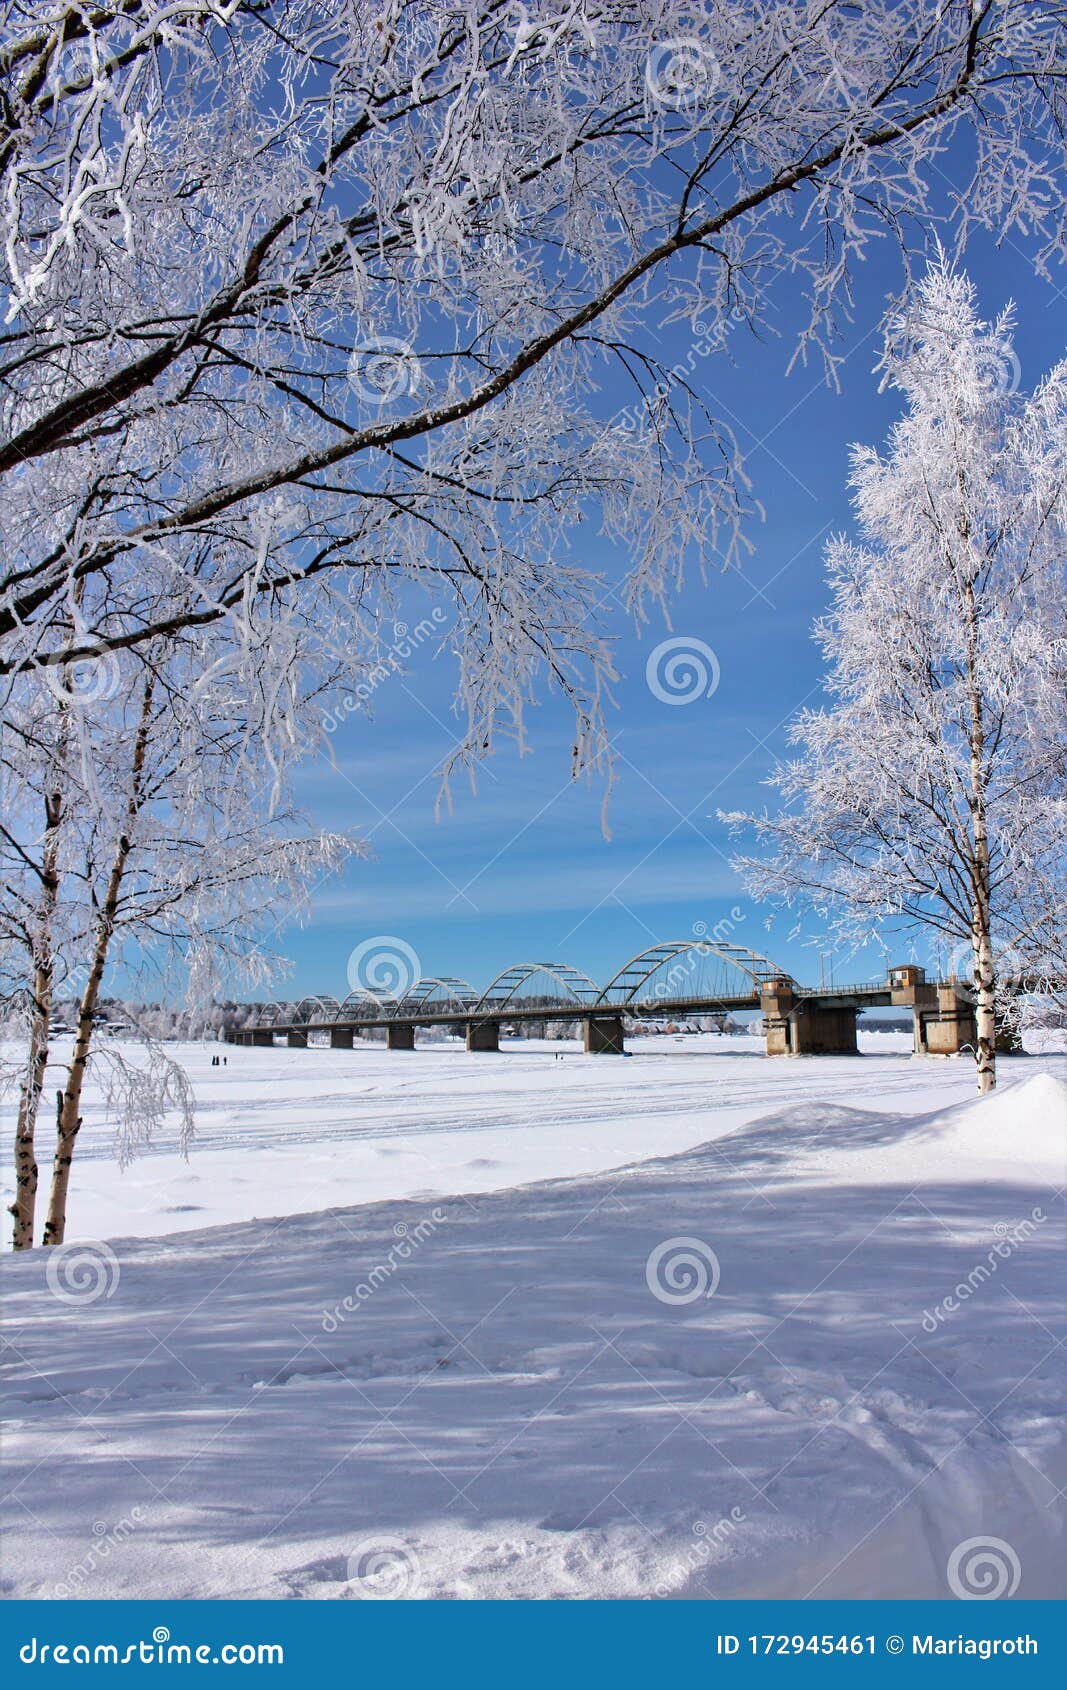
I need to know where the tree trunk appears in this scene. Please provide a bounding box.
[973,916,996,1094]
[42,670,155,1247]
[41,933,107,1246]
[10,791,63,1249]
[964,576,995,1094]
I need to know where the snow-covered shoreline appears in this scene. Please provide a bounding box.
[3,1052,1064,1601]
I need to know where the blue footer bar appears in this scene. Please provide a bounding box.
[2,1601,1063,1684]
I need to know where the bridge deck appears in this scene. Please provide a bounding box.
[256,984,897,1036]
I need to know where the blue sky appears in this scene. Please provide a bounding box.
[270,218,1064,1007]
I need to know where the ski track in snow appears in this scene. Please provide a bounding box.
[2,1038,1065,1601]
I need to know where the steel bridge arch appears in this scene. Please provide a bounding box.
[474,961,600,1017]
[594,940,792,1007]
[391,976,479,1018]
[294,995,340,1024]
[257,1001,296,1027]
[331,989,393,1021]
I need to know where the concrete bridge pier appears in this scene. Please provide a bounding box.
[760,980,857,1055]
[890,964,977,1055]
[329,1027,354,1049]
[887,965,945,1055]
[584,1014,625,1054]
[760,978,796,1055]
[287,1028,308,1048]
[251,1028,273,1047]
[466,1019,500,1052]
[387,1023,416,1051]
[915,985,977,1056]
[792,1004,858,1055]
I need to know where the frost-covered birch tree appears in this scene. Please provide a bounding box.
[2,633,358,1247]
[1,1,1064,779]
[0,676,76,1247]
[726,264,1067,1092]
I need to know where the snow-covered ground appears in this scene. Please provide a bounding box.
[2,1038,1065,1600]
[0,1028,1043,1244]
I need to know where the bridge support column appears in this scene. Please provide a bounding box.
[760,981,857,1055]
[330,1027,354,1049]
[584,1015,625,1055]
[887,965,941,1055]
[760,980,796,1055]
[251,1028,273,1047]
[916,986,976,1056]
[791,1005,857,1055]
[466,1020,500,1052]
[387,1023,416,1051]
[287,1028,308,1048]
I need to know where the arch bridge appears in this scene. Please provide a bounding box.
[232,948,983,1058]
